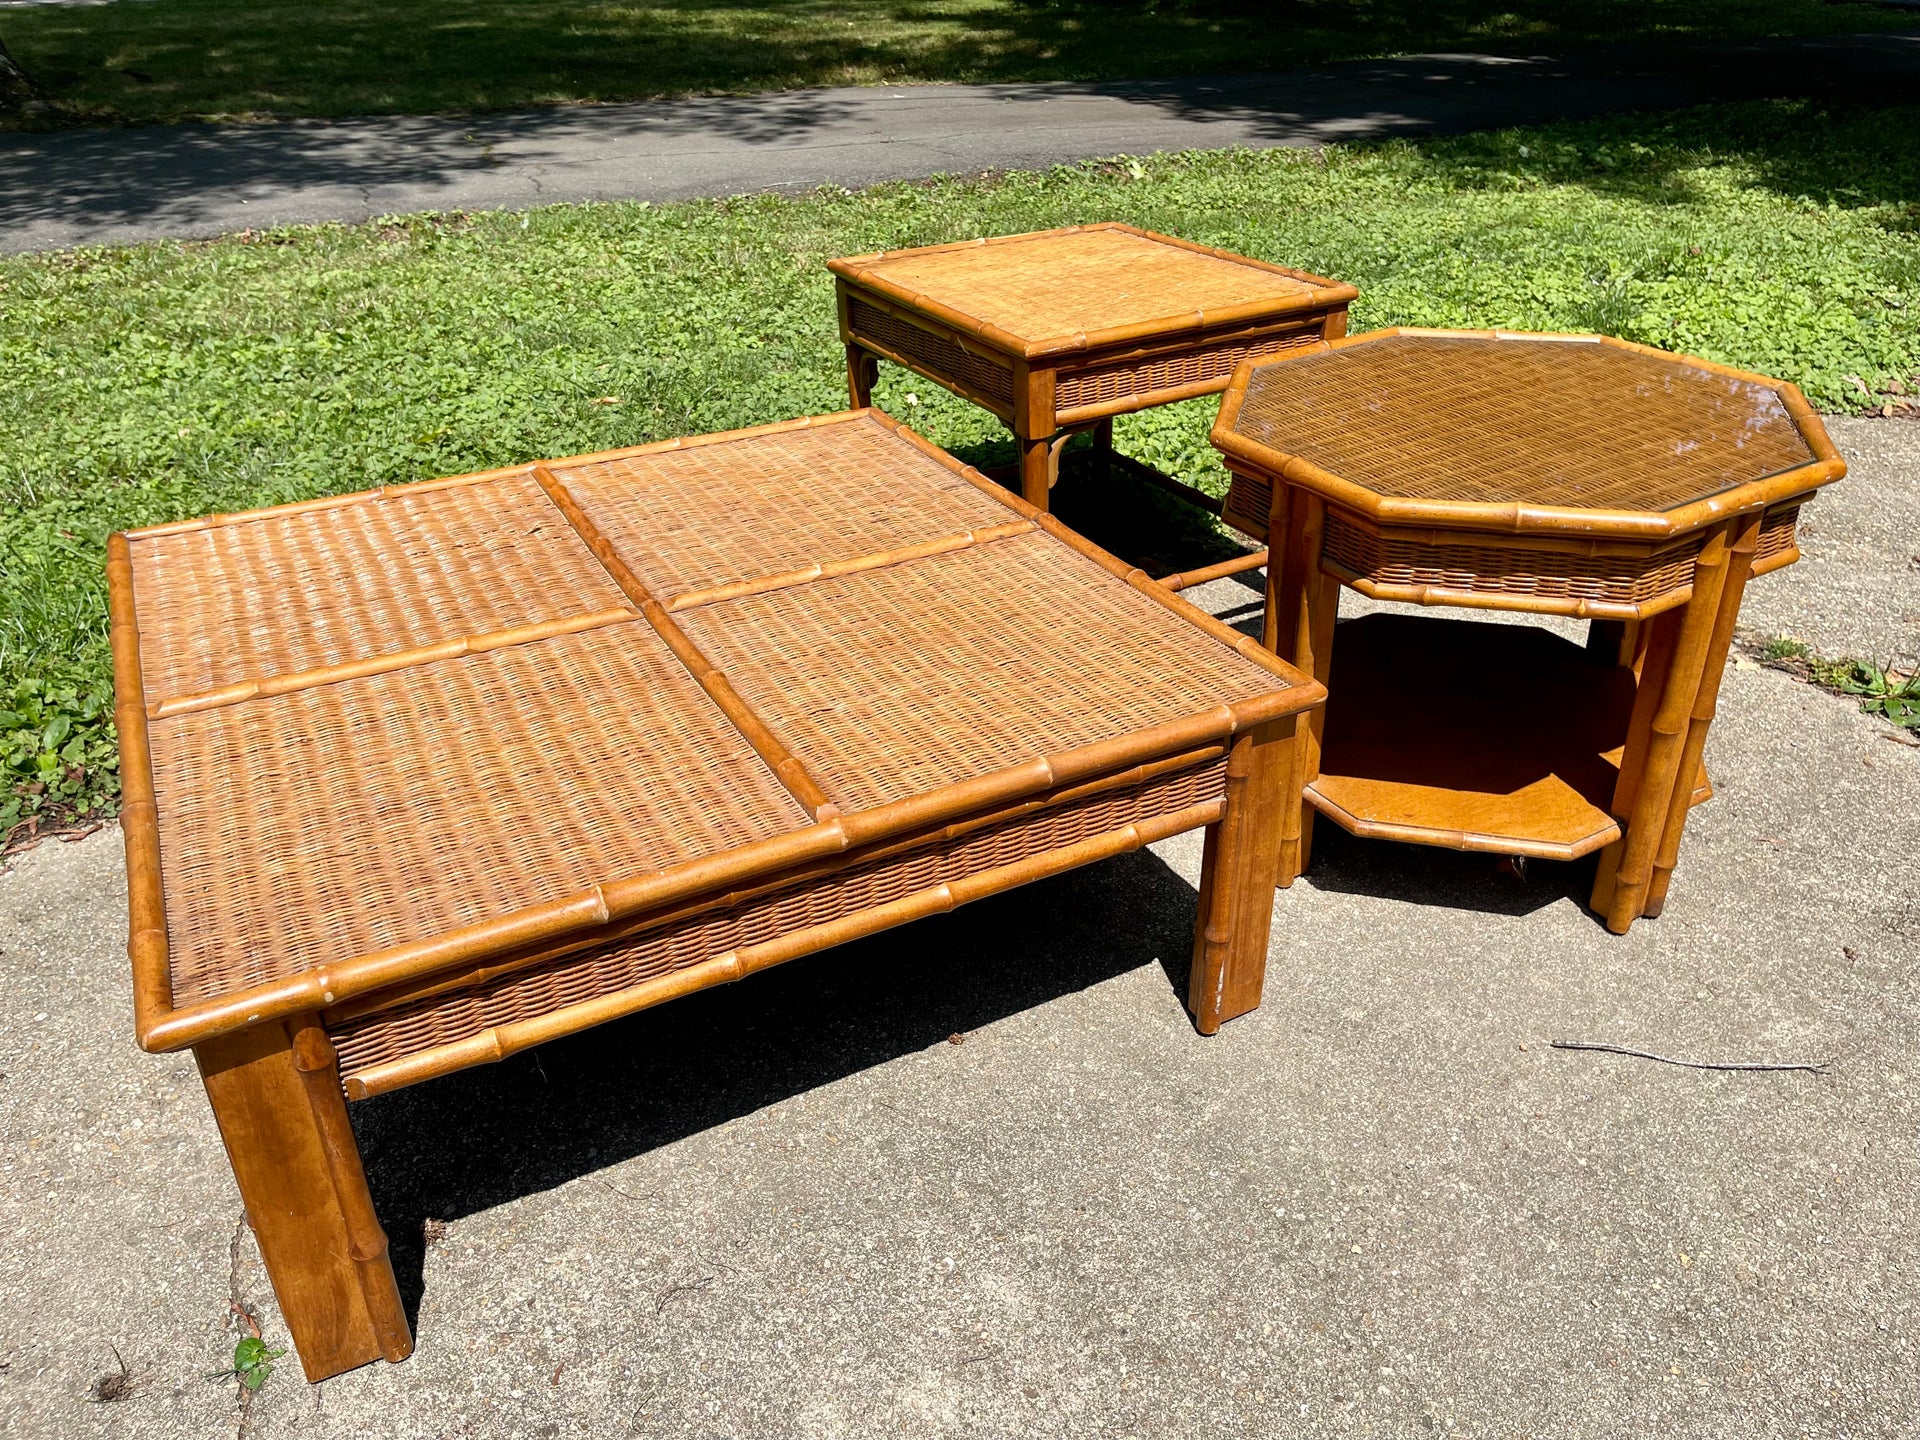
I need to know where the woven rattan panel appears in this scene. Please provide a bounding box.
[1230,336,1816,512]
[327,759,1226,1081]
[151,624,809,1005]
[1221,472,1275,542]
[1754,503,1802,565]
[855,228,1317,346]
[1056,325,1323,411]
[1225,475,1805,595]
[1321,509,1707,608]
[129,476,628,702]
[553,417,1013,601]
[674,529,1282,810]
[848,298,1015,407]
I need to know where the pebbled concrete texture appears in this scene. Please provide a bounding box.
[1,33,1918,253]
[1741,416,1920,664]
[1,416,1915,1439]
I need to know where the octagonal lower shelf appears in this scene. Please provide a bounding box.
[1306,613,1708,861]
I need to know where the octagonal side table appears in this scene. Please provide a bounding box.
[1211,328,1845,933]
[829,225,1356,519]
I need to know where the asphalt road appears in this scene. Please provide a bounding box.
[2,33,1918,251]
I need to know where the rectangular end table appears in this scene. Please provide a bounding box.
[830,224,1355,513]
[112,409,1322,1381]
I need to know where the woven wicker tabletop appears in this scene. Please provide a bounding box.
[114,411,1311,1048]
[1213,329,1840,533]
[829,224,1352,358]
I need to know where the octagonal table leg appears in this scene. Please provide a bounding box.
[1642,510,1763,917]
[1597,520,1738,933]
[196,1017,412,1383]
[1264,485,1337,887]
[1190,716,1297,1033]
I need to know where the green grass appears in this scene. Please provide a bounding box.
[3,98,1918,834]
[1,0,1915,129]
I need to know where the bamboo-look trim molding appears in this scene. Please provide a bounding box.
[665,520,1035,611]
[1211,329,1845,540]
[118,410,1323,1056]
[323,744,1228,1025]
[829,223,1358,360]
[1643,510,1764,916]
[339,799,1222,1098]
[122,410,886,546]
[132,697,1302,1055]
[119,463,539,541]
[1159,551,1269,594]
[108,533,174,1032]
[1303,786,1623,862]
[1319,567,1686,624]
[145,608,644,718]
[1603,521,1738,929]
[528,463,839,823]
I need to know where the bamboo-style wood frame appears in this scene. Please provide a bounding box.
[112,407,1324,1382]
[831,224,1356,511]
[1210,329,1844,929]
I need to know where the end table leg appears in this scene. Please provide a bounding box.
[1090,416,1114,485]
[1190,717,1295,1033]
[1601,523,1737,933]
[196,1017,413,1383]
[1644,512,1762,917]
[1017,433,1071,511]
[845,345,879,409]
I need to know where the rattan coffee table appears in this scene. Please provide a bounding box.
[111,409,1322,1382]
[830,225,1355,536]
[1210,328,1844,932]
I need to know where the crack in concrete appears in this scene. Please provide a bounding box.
[225,1211,260,1440]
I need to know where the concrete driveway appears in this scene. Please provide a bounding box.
[0,418,1914,1438]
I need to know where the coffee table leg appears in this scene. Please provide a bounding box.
[1190,716,1296,1033]
[1643,511,1762,917]
[196,1017,412,1383]
[845,344,879,409]
[1598,521,1738,933]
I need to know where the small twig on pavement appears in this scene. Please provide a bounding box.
[1550,1040,1829,1074]
[655,1274,715,1315]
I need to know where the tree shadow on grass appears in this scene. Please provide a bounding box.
[7,0,1916,130]
[2,4,1916,248]
[1388,93,1920,216]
